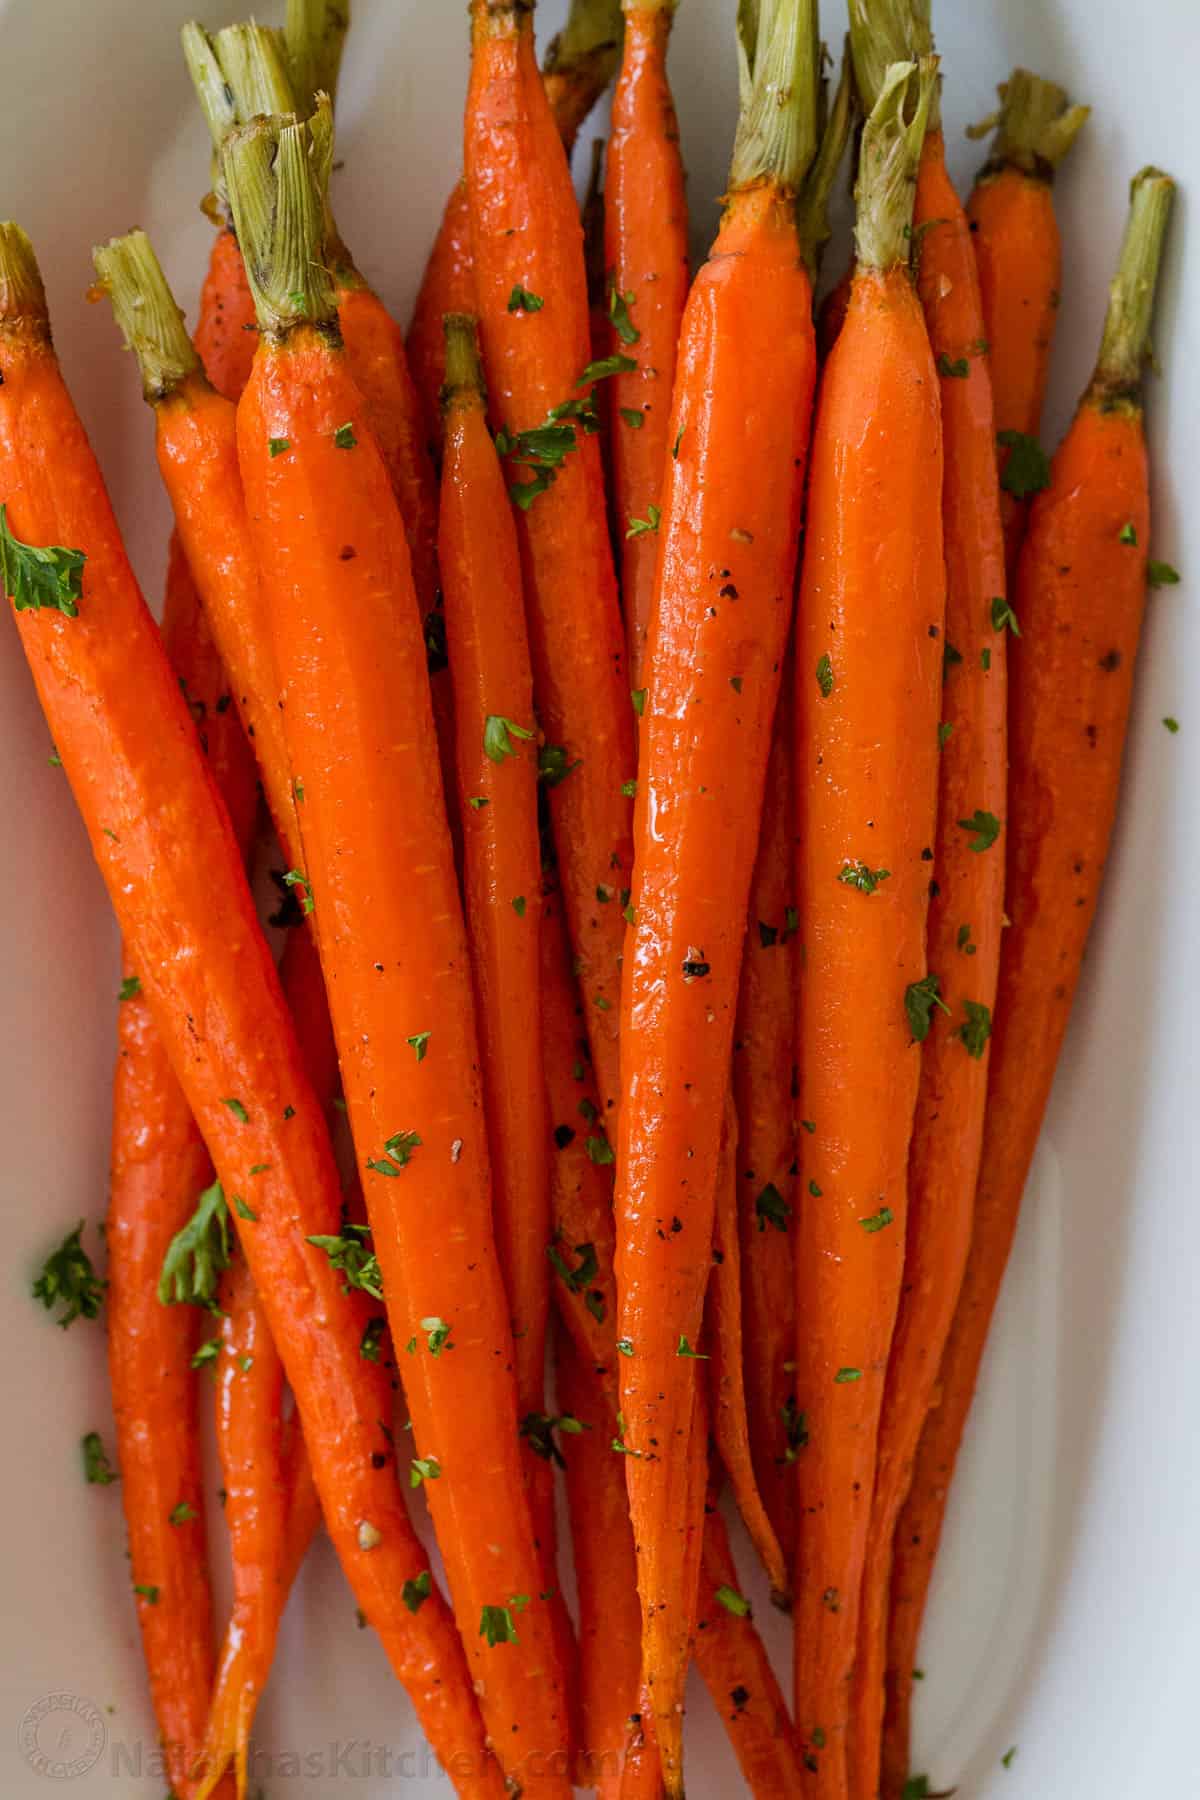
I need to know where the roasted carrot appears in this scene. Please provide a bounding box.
[439,311,575,1698]
[841,11,1009,1795]
[556,1325,647,1800]
[613,8,820,1785]
[789,61,943,1795]
[195,1245,324,1800]
[0,223,503,1800]
[605,0,689,687]
[465,0,635,1121]
[408,0,623,454]
[223,111,569,1788]
[707,1094,789,1602]
[107,541,255,1800]
[541,880,620,1377]
[965,68,1089,581]
[94,231,302,872]
[882,168,1175,1800]
[693,1497,807,1796]
[194,222,258,403]
[733,673,800,1563]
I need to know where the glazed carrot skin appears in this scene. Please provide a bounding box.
[226,112,569,1790]
[882,169,1173,1800]
[197,1246,324,1800]
[408,0,623,453]
[439,312,570,1678]
[707,1096,789,1602]
[556,1327,647,1800]
[0,228,502,1800]
[194,224,258,403]
[605,0,689,686]
[693,1499,807,1797]
[615,11,819,1783]
[965,70,1089,581]
[465,0,635,1121]
[733,689,799,1561]
[844,98,1008,1800]
[790,63,943,1796]
[107,542,254,1800]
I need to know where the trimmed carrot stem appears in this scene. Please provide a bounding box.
[0,222,502,1800]
[790,59,943,1795]
[882,167,1174,1800]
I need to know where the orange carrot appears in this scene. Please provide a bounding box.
[882,169,1175,1800]
[841,12,1009,1794]
[693,1497,807,1795]
[0,222,502,1800]
[408,0,623,453]
[965,69,1089,580]
[613,10,820,1786]
[789,62,943,1796]
[224,110,569,1789]
[465,0,636,1121]
[733,681,800,1561]
[106,542,254,1800]
[439,311,576,1706]
[604,0,689,686]
[707,1095,789,1602]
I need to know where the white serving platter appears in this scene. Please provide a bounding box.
[0,1,1194,1795]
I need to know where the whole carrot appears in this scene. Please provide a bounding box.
[0,223,503,1800]
[439,311,575,1697]
[223,111,569,1788]
[843,10,1009,1795]
[692,1496,807,1796]
[883,168,1175,1800]
[107,542,255,1800]
[465,0,636,1120]
[408,0,623,454]
[614,7,820,1786]
[706,1095,789,1602]
[966,68,1089,580]
[790,60,943,1796]
[604,0,689,686]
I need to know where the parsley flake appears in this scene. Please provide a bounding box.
[507,284,544,314]
[838,861,891,894]
[905,973,950,1042]
[484,714,535,763]
[957,809,1000,852]
[333,423,357,449]
[626,504,661,539]
[997,430,1050,498]
[82,1431,117,1486]
[0,506,85,616]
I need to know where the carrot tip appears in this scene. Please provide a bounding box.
[1093,166,1176,395]
[222,101,338,333]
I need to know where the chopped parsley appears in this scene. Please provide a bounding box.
[360,1317,387,1362]
[631,687,647,717]
[677,1335,709,1358]
[232,1195,258,1222]
[991,596,1020,634]
[1118,521,1138,545]
[996,430,1050,498]
[333,422,357,449]
[507,284,544,314]
[268,437,291,458]
[402,1570,432,1613]
[281,870,314,916]
[936,352,969,378]
[578,353,638,384]
[838,861,891,894]
[169,1501,197,1526]
[938,722,954,749]
[755,1182,791,1233]
[834,1367,862,1383]
[859,1207,894,1233]
[406,1031,431,1063]
[905,972,950,1042]
[1163,716,1180,733]
[626,504,661,539]
[816,653,834,697]
[539,744,581,787]
[0,505,85,615]
[118,975,141,1002]
[134,1584,159,1605]
[409,1456,442,1488]
[548,1240,599,1295]
[306,1224,383,1299]
[714,1584,751,1618]
[33,1221,106,1327]
[480,1604,520,1647]
[191,1337,222,1368]
[419,1316,454,1357]
[619,407,645,430]
[1148,560,1180,587]
[957,809,1001,852]
[366,1129,422,1178]
[484,714,535,764]
[158,1180,230,1308]
[607,281,640,346]
[221,1097,249,1123]
[953,999,992,1059]
[82,1431,117,1486]
[512,895,527,916]
[585,1134,614,1166]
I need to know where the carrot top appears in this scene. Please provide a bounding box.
[728,0,820,196]
[0,221,45,321]
[284,0,350,118]
[1091,166,1175,402]
[795,37,855,277]
[222,103,337,335]
[847,0,935,118]
[854,56,936,270]
[967,66,1090,176]
[541,0,624,140]
[92,232,201,402]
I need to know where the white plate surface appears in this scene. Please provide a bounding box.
[0,1,1194,1795]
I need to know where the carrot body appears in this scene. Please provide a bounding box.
[238,318,568,1789]
[153,371,301,869]
[791,257,944,1791]
[883,173,1169,1794]
[556,1328,646,1800]
[0,245,502,1800]
[848,128,1007,1800]
[408,4,620,452]
[617,174,815,1791]
[733,688,799,1559]
[605,0,689,684]
[439,316,573,1700]
[107,541,253,1800]
[465,0,635,1118]
[707,1095,788,1600]
[693,1500,807,1796]
[194,224,258,402]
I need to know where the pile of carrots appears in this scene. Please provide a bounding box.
[5,0,1179,1795]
